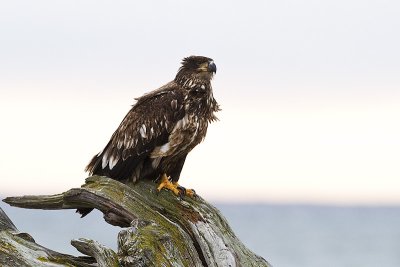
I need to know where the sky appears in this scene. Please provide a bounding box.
[0,0,399,204]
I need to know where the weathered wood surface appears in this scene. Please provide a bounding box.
[2,176,271,267]
[0,207,95,266]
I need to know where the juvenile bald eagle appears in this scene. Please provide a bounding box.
[77,56,219,217]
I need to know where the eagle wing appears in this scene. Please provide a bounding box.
[86,82,185,180]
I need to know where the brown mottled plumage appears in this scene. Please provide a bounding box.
[77,56,219,217]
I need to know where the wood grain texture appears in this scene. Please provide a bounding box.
[2,176,271,267]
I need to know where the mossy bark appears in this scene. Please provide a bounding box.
[2,176,271,267]
[0,208,95,267]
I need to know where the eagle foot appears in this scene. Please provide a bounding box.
[175,183,197,199]
[156,173,197,199]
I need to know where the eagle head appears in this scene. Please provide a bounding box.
[181,56,217,74]
[176,56,216,85]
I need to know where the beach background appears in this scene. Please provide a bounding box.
[1,1,399,266]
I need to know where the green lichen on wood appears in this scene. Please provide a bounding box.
[0,231,92,267]
[36,256,76,267]
[3,176,272,267]
[80,177,203,266]
[118,218,201,267]
[71,238,119,267]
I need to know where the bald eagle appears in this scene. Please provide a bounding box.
[77,56,219,217]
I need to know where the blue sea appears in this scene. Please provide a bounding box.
[1,202,399,267]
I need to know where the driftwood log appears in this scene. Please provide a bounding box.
[1,176,271,267]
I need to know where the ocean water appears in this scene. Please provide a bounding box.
[217,204,400,267]
[1,202,399,267]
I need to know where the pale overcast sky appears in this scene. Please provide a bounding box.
[1,0,399,204]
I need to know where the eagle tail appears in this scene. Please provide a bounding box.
[85,153,102,176]
[76,208,93,218]
[75,153,102,217]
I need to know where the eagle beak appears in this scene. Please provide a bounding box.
[208,62,217,73]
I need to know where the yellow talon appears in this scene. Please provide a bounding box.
[157,174,181,195]
[157,173,197,198]
[172,182,197,198]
